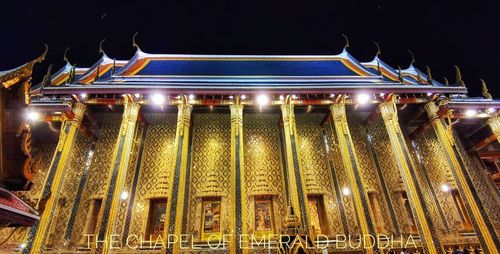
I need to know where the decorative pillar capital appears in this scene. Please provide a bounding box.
[487,116,500,142]
[424,102,439,119]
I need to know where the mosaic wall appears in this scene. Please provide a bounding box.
[0,139,57,247]
[126,113,177,239]
[453,131,500,236]
[347,115,394,235]
[412,129,463,234]
[295,112,345,236]
[47,133,93,248]
[69,113,122,246]
[243,113,287,235]
[187,113,232,240]
[365,118,417,234]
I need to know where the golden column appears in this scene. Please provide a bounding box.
[164,96,192,254]
[330,101,375,254]
[280,96,310,231]
[24,102,86,254]
[229,98,248,254]
[379,98,443,254]
[425,103,499,254]
[92,96,140,254]
[487,115,500,143]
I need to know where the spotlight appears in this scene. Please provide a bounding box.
[257,94,269,105]
[120,191,129,200]
[356,94,370,105]
[189,94,195,100]
[292,95,298,99]
[440,184,450,192]
[330,94,335,98]
[487,108,496,114]
[19,243,27,249]
[379,93,385,97]
[80,93,88,99]
[27,111,40,121]
[134,93,141,98]
[341,187,351,196]
[479,112,488,118]
[228,95,234,99]
[151,94,165,105]
[464,109,477,117]
[241,95,247,100]
[427,92,433,97]
[279,95,284,100]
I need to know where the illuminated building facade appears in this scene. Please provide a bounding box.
[1,42,499,254]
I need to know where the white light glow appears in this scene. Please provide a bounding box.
[330,94,335,98]
[257,94,269,105]
[279,95,284,100]
[189,94,195,100]
[427,92,433,96]
[487,108,496,114]
[292,95,298,99]
[134,93,141,98]
[120,191,129,200]
[465,109,477,117]
[19,243,27,249]
[379,93,385,97]
[80,93,88,99]
[241,95,247,100]
[356,94,370,104]
[440,184,450,192]
[479,113,489,118]
[151,94,165,105]
[27,111,40,121]
[341,187,351,196]
[228,95,234,99]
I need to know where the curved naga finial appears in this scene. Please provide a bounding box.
[342,34,350,49]
[98,39,106,55]
[480,79,493,99]
[63,47,71,63]
[132,32,141,50]
[408,50,416,65]
[443,77,449,86]
[373,41,381,57]
[42,64,53,87]
[453,65,466,87]
[426,66,434,85]
[35,44,49,63]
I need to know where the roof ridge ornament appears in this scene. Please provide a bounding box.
[397,66,404,83]
[63,47,71,64]
[68,65,76,84]
[132,32,141,51]
[373,41,381,57]
[42,64,53,87]
[443,77,449,86]
[376,60,382,75]
[426,66,434,85]
[480,79,493,99]
[454,65,466,87]
[98,39,107,56]
[342,34,350,50]
[416,69,423,84]
[111,58,116,76]
[35,44,49,63]
[408,50,416,66]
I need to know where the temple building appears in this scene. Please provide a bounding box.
[0,41,499,254]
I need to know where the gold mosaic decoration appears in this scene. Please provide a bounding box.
[69,113,122,245]
[188,113,232,240]
[128,113,177,237]
[295,112,344,236]
[243,113,287,234]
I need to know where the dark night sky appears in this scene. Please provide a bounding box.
[1,0,499,97]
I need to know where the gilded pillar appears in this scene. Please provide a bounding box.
[280,96,310,231]
[92,96,140,254]
[24,102,86,254]
[426,102,499,254]
[164,98,192,254]
[330,102,375,254]
[487,116,500,143]
[229,100,248,254]
[379,99,443,254]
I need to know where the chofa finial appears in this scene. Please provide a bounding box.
[408,50,416,65]
[342,34,350,49]
[454,65,466,87]
[397,66,404,83]
[132,32,141,50]
[426,66,433,85]
[374,41,381,57]
[42,64,53,87]
[443,77,449,86]
[63,47,71,64]
[480,79,492,99]
[99,39,106,55]
[35,44,49,63]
